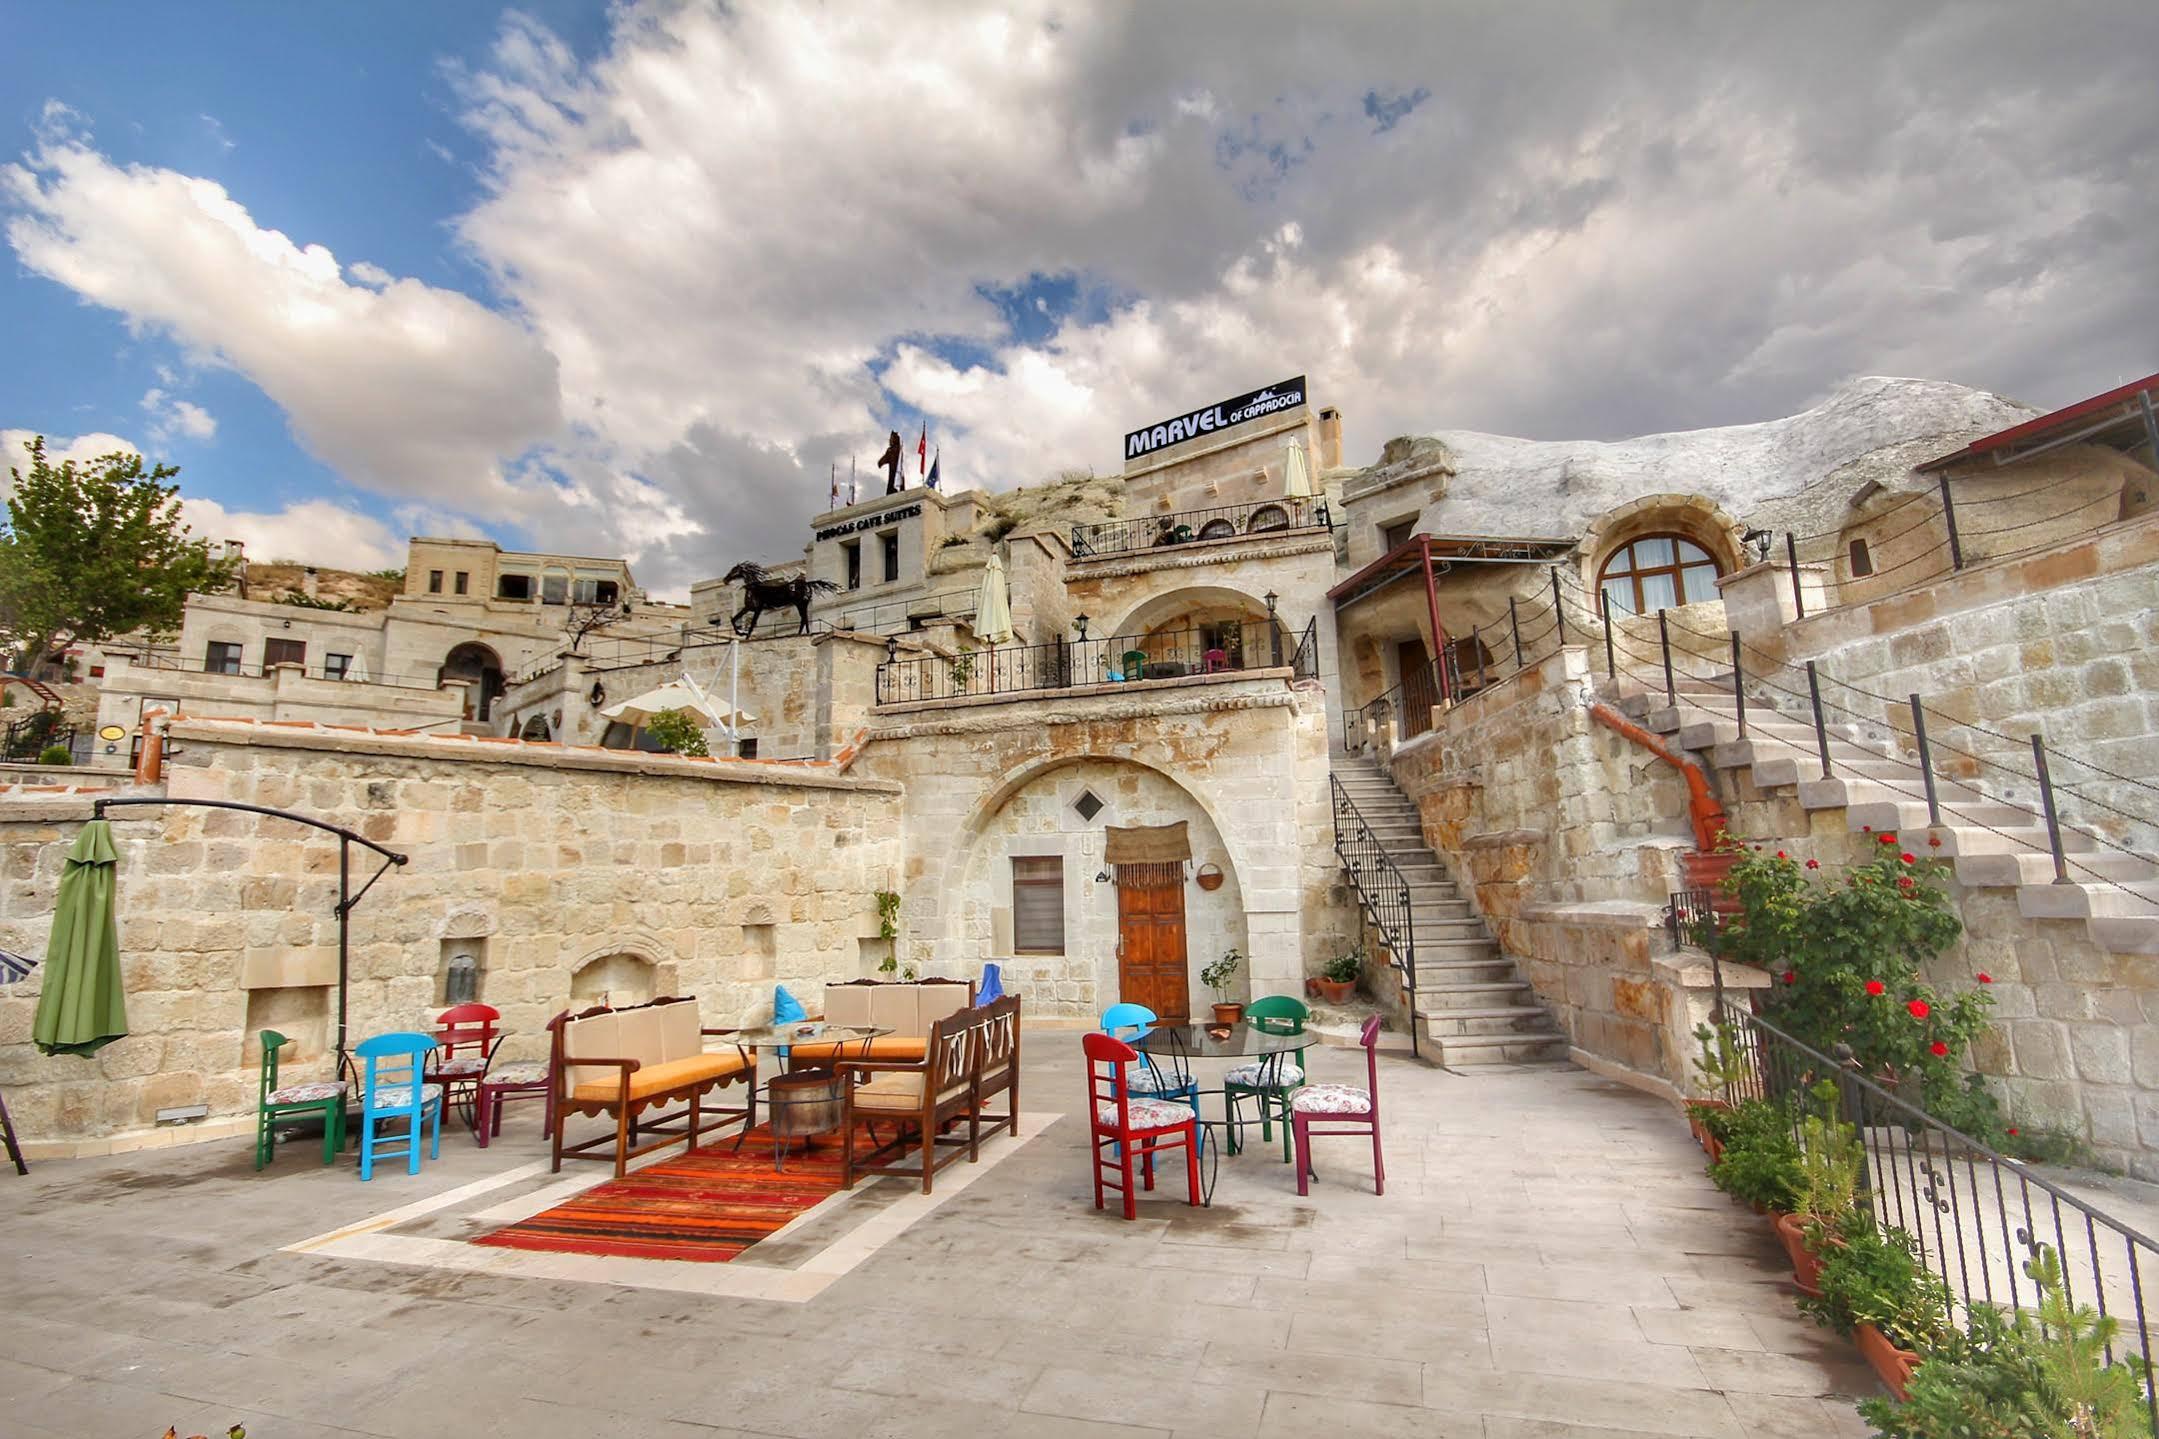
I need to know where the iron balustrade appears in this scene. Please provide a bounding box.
[1710,1005,2159,1430]
[823,587,978,636]
[1290,615,1320,680]
[1070,494,1328,559]
[2,714,74,761]
[875,617,1300,705]
[1329,773,1420,1058]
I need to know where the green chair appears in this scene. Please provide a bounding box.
[255,1029,348,1170]
[1224,995,1310,1161]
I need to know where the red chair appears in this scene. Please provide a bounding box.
[1084,1031,1201,1219]
[1291,1013,1385,1195]
[425,1002,503,1135]
[1203,647,1229,674]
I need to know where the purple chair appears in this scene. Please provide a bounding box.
[1290,1013,1385,1196]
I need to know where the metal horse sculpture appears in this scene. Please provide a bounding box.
[720,562,839,636]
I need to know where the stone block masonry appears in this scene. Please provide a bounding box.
[0,719,902,1154]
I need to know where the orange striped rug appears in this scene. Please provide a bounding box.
[474,1126,860,1262]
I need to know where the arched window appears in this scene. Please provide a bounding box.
[1598,534,1721,615]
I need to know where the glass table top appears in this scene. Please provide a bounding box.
[723,1023,889,1050]
[1133,1022,1307,1060]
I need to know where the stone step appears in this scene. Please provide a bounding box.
[1418,1006,1556,1038]
[1416,979,1535,1008]
[1953,851,2156,888]
[2016,878,2159,922]
[1935,824,2101,858]
[1840,799,2035,832]
[1412,958,1519,986]
[2087,917,2159,955]
[1426,1032,1574,1066]
[1409,919,1492,941]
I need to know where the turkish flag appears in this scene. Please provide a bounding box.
[918,423,927,475]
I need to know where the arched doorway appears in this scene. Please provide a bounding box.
[440,642,504,722]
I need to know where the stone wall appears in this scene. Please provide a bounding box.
[94,656,469,763]
[0,720,901,1155]
[853,672,1353,1020]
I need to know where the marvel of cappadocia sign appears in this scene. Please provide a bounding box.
[1124,375,1307,462]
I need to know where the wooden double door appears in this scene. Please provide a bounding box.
[1115,862,1189,1022]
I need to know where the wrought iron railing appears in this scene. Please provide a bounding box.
[823,587,978,636]
[875,616,1301,705]
[1714,1005,2159,1426]
[1330,772,1419,1058]
[1665,885,1716,948]
[1289,615,1320,680]
[3,713,74,761]
[1070,494,1328,559]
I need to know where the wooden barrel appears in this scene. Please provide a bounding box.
[767,1072,845,1139]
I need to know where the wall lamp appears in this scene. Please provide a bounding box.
[1073,613,1090,640]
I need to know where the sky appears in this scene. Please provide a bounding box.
[4,2,2154,596]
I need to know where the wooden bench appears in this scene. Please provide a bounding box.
[789,978,974,1066]
[548,996,755,1177]
[838,994,1022,1194]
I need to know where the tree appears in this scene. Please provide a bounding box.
[1,437,238,676]
[642,708,710,757]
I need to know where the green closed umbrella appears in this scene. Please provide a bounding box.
[34,819,127,1057]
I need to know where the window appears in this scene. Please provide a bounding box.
[205,642,243,674]
[324,652,353,681]
[541,574,568,605]
[428,570,444,594]
[843,540,862,591]
[498,573,533,601]
[453,571,469,596]
[1381,518,1417,552]
[1011,857,1064,954]
[1597,534,1721,615]
[263,638,306,669]
[880,531,900,584]
[1072,790,1104,822]
[570,577,622,606]
[1848,538,1873,578]
[737,738,758,759]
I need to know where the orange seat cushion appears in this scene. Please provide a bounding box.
[569,1051,751,1106]
[791,1036,927,1064]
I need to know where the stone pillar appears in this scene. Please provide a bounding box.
[814,633,886,760]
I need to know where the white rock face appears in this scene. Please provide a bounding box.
[1372,377,2038,539]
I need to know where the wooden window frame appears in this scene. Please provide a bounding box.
[1849,537,1874,577]
[1597,532,1721,616]
[205,641,243,675]
[263,638,307,669]
[1011,855,1065,955]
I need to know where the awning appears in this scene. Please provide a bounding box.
[1104,821,1191,865]
[1329,532,1578,609]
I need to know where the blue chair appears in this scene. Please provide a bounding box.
[975,963,1006,1006]
[1098,1003,1198,1118]
[355,1032,443,1180]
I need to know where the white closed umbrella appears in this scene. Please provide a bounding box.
[1282,438,1313,499]
[344,651,370,684]
[972,552,1014,693]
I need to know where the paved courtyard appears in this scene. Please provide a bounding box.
[1,1040,1877,1438]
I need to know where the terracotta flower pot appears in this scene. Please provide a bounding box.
[1313,977,1356,1004]
[1774,1212,1825,1295]
[1853,1321,1921,1400]
[1684,1099,1730,1154]
[1211,1002,1245,1026]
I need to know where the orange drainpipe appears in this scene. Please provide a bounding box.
[135,708,169,784]
[1588,702,1729,852]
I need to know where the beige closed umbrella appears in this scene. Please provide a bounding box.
[972,553,1014,694]
[1282,438,1313,499]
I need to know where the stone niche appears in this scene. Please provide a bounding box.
[570,951,658,1008]
[437,906,496,1006]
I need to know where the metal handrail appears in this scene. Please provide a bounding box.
[1329,773,1419,1058]
[1071,494,1328,559]
[875,616,1299,705]
[1290,615,1320,680]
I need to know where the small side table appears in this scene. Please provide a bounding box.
[765,1071,846,1171]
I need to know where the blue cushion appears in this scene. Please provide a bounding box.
[976,964,1005,1006]
[773,985,807,1025]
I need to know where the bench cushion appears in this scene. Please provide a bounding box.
[570,1050,750,1105]
[657,1000,704,1062]
[560,1012,621,1093]
[614,1005,667,1068]
[851,1070,970,1113]
[789,1036,927,1064]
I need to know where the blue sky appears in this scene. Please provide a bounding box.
[5,4,2154,591]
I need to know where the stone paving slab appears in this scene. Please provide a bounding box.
[0,1045,1879,1437]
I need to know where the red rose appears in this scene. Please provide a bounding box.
[1879,833,1898,845]
[1782,970,1796,985]
[1930,1041,1949,1057]
[1898,876,1916,890]
[1861,825,1872,833]
[2008,1128,2019,1137]
[1908,999,1930,1019]
[1928,835,1942,848]
[1805,859,1820,870]
[1901,852,1916,864]
[1865,980,1886,996]
[1976,972,1993,984]
[1776,851,1787,860]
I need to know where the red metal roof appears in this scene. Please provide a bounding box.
[1917,371,2159,473]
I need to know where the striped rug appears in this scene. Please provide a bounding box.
[474,1126,866,1262]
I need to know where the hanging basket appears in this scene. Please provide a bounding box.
[1195,862,1224,892]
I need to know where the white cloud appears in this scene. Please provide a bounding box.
[1,427,143,476]
[180,495,402,571]
[141,387,216,442]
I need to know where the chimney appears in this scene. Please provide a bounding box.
[302,566,320,600]
[1318,408,1344,469]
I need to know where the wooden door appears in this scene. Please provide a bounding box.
[1116,862,1189,1022]
[1396,638,1436,738]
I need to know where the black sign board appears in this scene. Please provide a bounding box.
[1124,375,1307,463]
[815,502,921,542]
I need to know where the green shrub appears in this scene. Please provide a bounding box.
[1708,1097,1803,1211]
[1794,1081,1865,1235]
[1322,949,1362,984]
[642,708,709,757]
[35,744,72,766]
[1799,1214,1952,1351]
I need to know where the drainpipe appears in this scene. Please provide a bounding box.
[135,707,171,785]
[1419,536,1451,705]
[1587,702,1729,851]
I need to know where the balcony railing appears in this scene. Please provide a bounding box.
[875,615,1314,705]
[1070,495,1328,560]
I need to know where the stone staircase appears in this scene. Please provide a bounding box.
[1621,681,2159,956]
[1329,750,1572,1064]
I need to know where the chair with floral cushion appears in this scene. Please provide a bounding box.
[1223,993,1309,1160]
[1098,1003,1198,1117]
[1084,1031,1200,1220]
[424,1002,503,1133]
[1292,1013,1385,1196]
[254,1029,347,1170]
[356,1031,443,1180]
[473,1058,554,1149]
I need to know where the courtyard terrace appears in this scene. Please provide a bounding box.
[4,1045,1878,1439]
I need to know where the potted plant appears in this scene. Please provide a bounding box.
[873,890,900,977]
[1201,948,1245,1025]
[1313,948,1361,1005]
[1686,1020,1749,1157]
[1798,1216,1952,1400]
[1707,1096,1803,1218]
[1778,1081,1865,1294]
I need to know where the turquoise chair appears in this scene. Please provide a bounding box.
[1224,995,1310,1161]
[1099,1003,1199,1117]
[355,1031,443,1180]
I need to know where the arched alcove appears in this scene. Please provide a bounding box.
[570,951,658,1008]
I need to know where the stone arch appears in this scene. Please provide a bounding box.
[563,933,683,1009]
[519,714,552,741]
[441,641,504,722]
[1100,583,1274,647]
[1577,494,1749,605]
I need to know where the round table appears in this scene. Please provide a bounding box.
[722,1023,890,1161]
[1133,1021,1308,1204]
